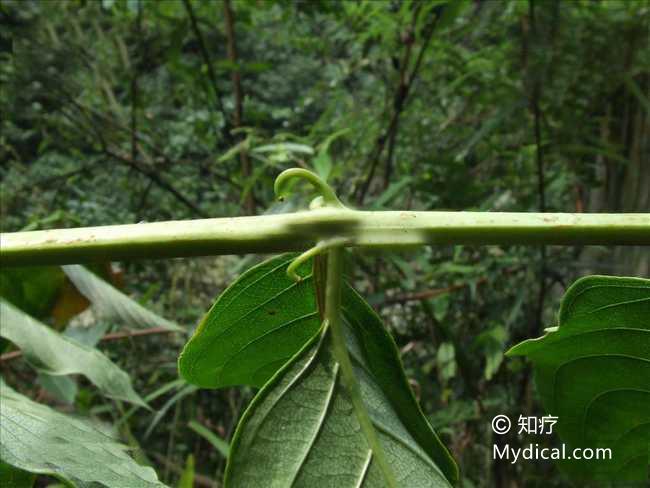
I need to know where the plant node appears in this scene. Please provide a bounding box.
[274,168,346,209]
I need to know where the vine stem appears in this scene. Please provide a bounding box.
[2,210,649,266]
[325,246,398,488]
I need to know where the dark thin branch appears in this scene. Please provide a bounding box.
[181,0,233,146]
[49,71,243,199]
[67,88,243,197]
[529,0,547,333]
[222,0,242,133]
[31,167,91,188]
[533,99,546,213]
[58,104,206,218]
[136,178,155,219]
[519,0,548,407]
[355,6,437,205]
[101,326,178,342]
[130,1,142,163]
[130,2,143,212]
[383,264,523,305]
[223,0,255,215]
[384,277,488,305]
[383,9,419,190]
[532,73,547,339]
[57,99,208,218]
[105,147,208,218]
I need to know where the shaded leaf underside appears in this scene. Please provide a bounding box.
[179,253,457,486]
[226,323,452,487]
[508,276,650,481]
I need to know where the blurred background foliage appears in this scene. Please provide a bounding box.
[0,0,648,486]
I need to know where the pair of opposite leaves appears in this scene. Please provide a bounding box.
[179,254,650,486]
[178,253,458,488]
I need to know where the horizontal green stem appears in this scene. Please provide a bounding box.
[1,210,648,266]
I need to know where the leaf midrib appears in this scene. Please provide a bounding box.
[247,328,444,486]
[288,363,340,487]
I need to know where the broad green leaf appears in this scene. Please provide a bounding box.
[0,264,174,406]
[180,254,457,486]
[0,381,165,488]
[226,318,456,487]
[0,300,146,407]
[61,265,181,331]
[179,254,320,388]
[507,275,650,482]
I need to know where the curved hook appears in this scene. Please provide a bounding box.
[274,168,344,208]
[287,237,349,282]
